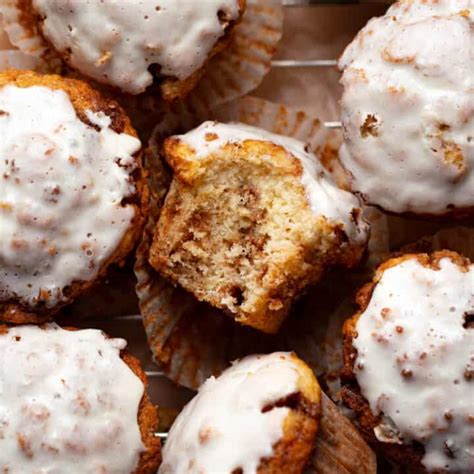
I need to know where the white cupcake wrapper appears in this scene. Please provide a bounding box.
[0,0,63,72]
[0,49,40,71]
[135,96,388,391]
[185,0,284,108]
[1,0,48,57]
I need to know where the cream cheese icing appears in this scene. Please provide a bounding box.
[0,323,145,473]
[353,256,474,472]
[0,84,141,309]
[160,352,301,474]
[339,0,474,215]
[175,121,369,245]
[32,0,242,94]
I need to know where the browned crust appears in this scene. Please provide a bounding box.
[22,0,246,100]
[0,69,148,324]
[122,353,162,474]
[340,250,471,473]
[256,354,321,474]
[0,324,161,473]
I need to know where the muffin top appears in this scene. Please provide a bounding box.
[0,324,145,472]
[160,352,318,473]
[0,72,141,314]
[32,0,243,94]
[351,253,474,472]
[173,121,369,246]
[339,0,473,216]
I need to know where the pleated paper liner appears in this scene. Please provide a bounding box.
[399,225,474,259]
[0,0,283,130]
[386,213,474,252]
[135,95,390,391]
[308,393,376,474]
[0,49,40,71]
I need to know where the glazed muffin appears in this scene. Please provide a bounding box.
[149,121,369,334]
[339,1,473,218]
[12,0,245,99]
[159,352,321,474]
[0,70,146,323]
[0,323,160,473]
[341,251,474,472]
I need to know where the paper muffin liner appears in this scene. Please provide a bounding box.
[399,225,474,260]
[135,95,389,391]
[0,49,40,71]
[184,0,284,108]
[1,0,282,116]
[0,1,63,72]
[386,214,474,252]
[308,393,377,473]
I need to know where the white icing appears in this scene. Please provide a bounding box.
[33,0,242,95]
[353,256,474,472]
[0,323,145,473]
[160,352,301,474]
[339,1,474,215]
[175,121,369,245]
[0,85,141,309]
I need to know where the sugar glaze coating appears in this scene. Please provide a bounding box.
[339,1,473,215]
[160,352,301,474]
[0,85,141,309]
[0,324,145,473]
[353,256,474,472]
[33,0,241,94]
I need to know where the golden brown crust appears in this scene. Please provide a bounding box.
[149,138,365,333]
[121,353,162,474]
[0,70,148,324]
[256,354,321,474]
[340,250,471,473]
[0,324,161,473]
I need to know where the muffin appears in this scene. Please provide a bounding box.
[11,0,245,99]
[0,323,160,473]
[0,70,146,324]
[339,1,473,218]
[341,251,474,472]
[160,352,321,474]
[160,351,376,474]
[149,121,369,334]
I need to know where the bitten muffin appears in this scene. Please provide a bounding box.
[149,121,369,334]
[338,1,473,218]
[159,352,321,474]
[341,251,474,472]
[15,0,245,99]
[0,323,160,473]
[0,70,146,324]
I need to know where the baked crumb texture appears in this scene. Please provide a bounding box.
[339,1,473,218]
[160,352,321,474]
[0,324,160,473]
[0,70,146,324]
[23,0,245,98]
[150,121,369,334]
[341,251,474,473]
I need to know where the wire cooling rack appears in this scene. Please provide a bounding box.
[68,0,392,440]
